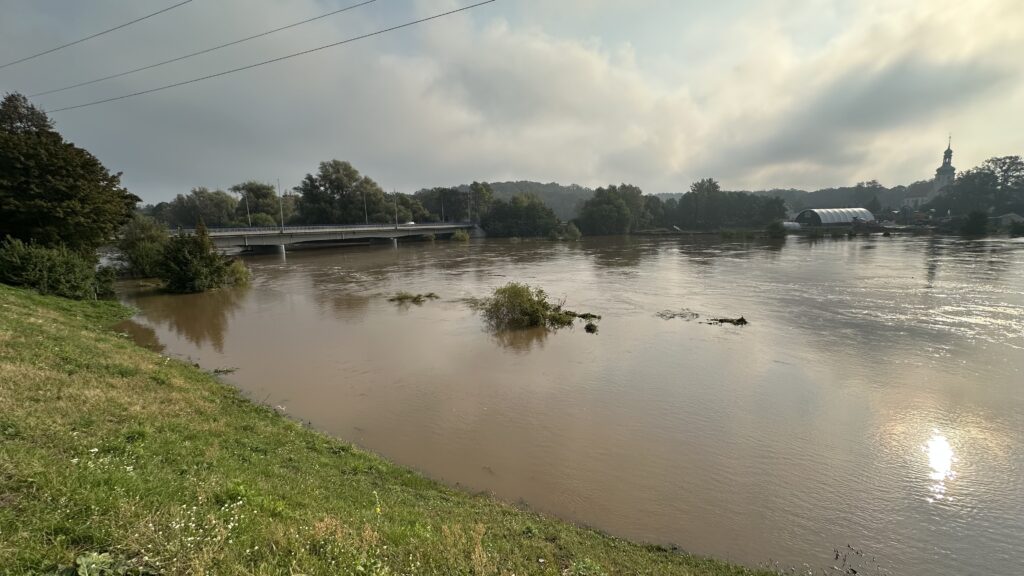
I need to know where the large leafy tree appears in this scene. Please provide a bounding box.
[230,181,291,225]
[578,184,646,235]
[481,193,560,237]
[926,156,1024,216]
[0,93,139,253]
[294,160,388,224]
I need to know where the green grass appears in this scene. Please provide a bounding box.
[0,284,771,575]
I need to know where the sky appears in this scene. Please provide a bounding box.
[1,0,1022,203]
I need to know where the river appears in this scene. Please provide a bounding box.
[118,235,1024,575]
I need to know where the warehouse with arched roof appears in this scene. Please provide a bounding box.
[793,208,875,226]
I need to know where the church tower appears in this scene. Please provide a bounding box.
[934,136,955,194]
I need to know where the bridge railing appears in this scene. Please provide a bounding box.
[176,223,474,235]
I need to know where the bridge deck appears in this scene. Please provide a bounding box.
[178,223,475,248]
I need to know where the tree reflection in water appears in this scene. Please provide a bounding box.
[128,286,249,353]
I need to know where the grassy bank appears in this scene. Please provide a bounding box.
[0,285,770,575]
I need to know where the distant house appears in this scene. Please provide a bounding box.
[793,208,875,226]
[903,139,956,209]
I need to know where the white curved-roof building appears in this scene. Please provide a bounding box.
[794,208,875,226]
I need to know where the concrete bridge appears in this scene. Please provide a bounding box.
[183,223,476,250]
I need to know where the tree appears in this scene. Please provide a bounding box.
[926,156,1024,216]
[159,223,248,293]
[577,184,646,235]
[865,195,882,215]
[230,181,280,225]
[0,93,139,254]
[960,211,989,236]
[481,193,560,237]
[293,160,395,225]
[0,93,53,134]
[117,214,169,278]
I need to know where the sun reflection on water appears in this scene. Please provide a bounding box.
[925,432,956,502]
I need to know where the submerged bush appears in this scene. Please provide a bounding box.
[159,223,249,294]
[117,214,169,278]
[0,236,113,300]
[480,282,600,333]
[765,220,787,239]
[960,211,989,236]
[388,291,439,305]
[482,283,554,329]
[451,229,470,242]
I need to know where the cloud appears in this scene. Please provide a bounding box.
[1,0,1022,201]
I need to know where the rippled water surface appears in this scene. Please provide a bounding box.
[121,236,1024,574]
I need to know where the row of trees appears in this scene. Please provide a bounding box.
[577,179,787,235]
[925,156,1024,217]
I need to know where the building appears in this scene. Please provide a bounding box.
[793,208,875,227]
[903,138,956,209]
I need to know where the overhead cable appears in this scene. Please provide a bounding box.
[48,0,497,113]
[30,0,377,98]
[0,0,195,71]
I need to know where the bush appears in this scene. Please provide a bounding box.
[117,214,168,278]
[482,283,554,329]
[960,211,989,236]
[451,229,470,242]
[765,220,787,239]
[159,223,249,293]
[0,236,113,300]
[249,213,278,227]
[563,222,582,241]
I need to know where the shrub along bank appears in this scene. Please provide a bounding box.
[0,284,770,575]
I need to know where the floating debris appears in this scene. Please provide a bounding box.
[212,367,238,375]
[705,316,748,326]
[388,291,440,305]
[584,322,599,334]
[657,309,700,321]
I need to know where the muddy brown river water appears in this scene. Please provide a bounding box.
[119,235,1024,575]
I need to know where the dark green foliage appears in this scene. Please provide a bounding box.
[578,184,646,235]
[766,220,788,239]
[665,179,787,231]
[960,211,989,236]
[293,160,429,225]
[480,181,591,220]
[927,156,1024,216]
[0,237,113,300]
[249,212,277,227]
[159,223,248,293]
[482,283,558,330]
[0,93,139,253]
[230,181,289,225]
[117,214,169,278]
[1010,221,1024,237]
[388,291,440,305]
[481,193,560,237]
[864,195,882,214]
[479,283,600,332]
[149,187,239,228]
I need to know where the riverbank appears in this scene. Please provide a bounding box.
[0,284,770,575]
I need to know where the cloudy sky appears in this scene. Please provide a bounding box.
[2,0,1022,203]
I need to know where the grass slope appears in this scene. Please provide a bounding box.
[0,285,770,576]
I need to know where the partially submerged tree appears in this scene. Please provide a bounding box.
[117,214,169,278]
[159,223,248,293]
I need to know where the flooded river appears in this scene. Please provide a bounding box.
[120,235,1024,575]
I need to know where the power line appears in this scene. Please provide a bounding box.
[47,0,497,114]
[0,0,195,71]
[30,0,377,98]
